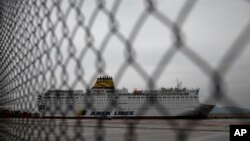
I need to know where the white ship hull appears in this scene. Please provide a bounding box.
[37,76,214,118]
[38,93,214,118]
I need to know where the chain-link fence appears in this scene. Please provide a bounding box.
[1,0,250,141]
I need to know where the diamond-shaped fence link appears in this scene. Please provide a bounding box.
[0,0,250,141]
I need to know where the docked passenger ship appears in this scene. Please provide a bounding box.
[37,76,214,118]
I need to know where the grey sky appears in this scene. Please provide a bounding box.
[48,0,250,109]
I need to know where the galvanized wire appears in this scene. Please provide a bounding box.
[1,0,250,141]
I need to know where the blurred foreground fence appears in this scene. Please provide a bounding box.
[1,0,250,141]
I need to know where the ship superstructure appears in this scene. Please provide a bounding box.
[37,76,214,118]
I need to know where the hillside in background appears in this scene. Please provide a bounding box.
[211,106,250,113]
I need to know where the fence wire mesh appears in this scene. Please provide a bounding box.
[1,0,250,141]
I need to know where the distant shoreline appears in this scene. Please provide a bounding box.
[208,113,250,118]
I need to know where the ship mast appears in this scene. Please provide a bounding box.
[176,78,182,90]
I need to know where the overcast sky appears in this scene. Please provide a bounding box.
[47,0,250,109]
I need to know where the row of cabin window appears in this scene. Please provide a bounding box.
[43,97,81,99]
[44,98,198,103]
[127,96,197,99]
[41,94,196,99]
[88,97,198,102]
[42,96,199,102]
[85,101,197,105]
[127,99,198,102]
[42,98,197,104]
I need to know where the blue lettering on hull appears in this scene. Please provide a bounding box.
[89,111,134,116]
